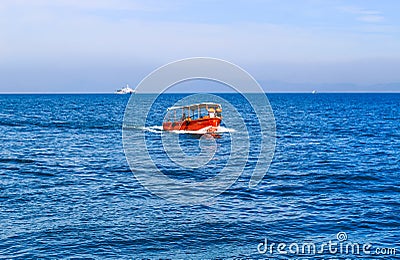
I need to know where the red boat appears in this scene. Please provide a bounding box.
[163,103,222,133]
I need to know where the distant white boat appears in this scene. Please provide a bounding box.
[115,84,135,94]
[312,90,317,94]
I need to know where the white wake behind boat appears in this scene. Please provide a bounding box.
[115,84,136,94]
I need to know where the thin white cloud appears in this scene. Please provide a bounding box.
[339,5,384,23]
[339,6,381,15]
[357,15,385,23]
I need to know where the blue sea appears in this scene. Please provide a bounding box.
[0,93,399,259]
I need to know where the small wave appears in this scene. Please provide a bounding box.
[143,126,164,133]
[214,126,236,133]
[0,158,35,164]
[123,125,164,133]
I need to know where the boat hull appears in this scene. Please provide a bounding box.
[163,117,221,132]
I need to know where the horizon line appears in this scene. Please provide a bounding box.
[1,91,400,94]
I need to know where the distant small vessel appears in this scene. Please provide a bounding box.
[115,84,135,94]
[163,103,222,133]
[312,90,317,94]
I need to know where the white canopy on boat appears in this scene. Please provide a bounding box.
[167,103,221,111]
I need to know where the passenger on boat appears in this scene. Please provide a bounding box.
[208,108,215,118]
[216,108,222,117]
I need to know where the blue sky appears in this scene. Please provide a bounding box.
[0,0,399,92]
